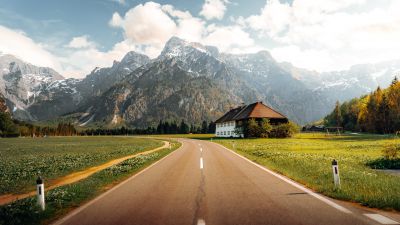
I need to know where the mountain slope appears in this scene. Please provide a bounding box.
[2,37,400,126]
[6,51,151,121]
[79,37,331,126]
[0,54,65,120]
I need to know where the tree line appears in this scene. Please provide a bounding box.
[82,120,215,136]
[0,118,78,137]
[1,113,216,137]
[324,77,400,134]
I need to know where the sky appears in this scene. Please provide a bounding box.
[0,0,399,78]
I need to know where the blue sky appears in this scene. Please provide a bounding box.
[0,0,399,78]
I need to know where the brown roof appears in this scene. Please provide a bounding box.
[215,102,287,123]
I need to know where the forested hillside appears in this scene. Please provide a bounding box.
[324,77,400,133]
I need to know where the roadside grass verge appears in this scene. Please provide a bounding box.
[0,141,181,225]
[214,133,400,211]
[0,136,163,195]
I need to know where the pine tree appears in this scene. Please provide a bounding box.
[201,121,208,134]
[207,122,216,133]
[179,120,189,134]
[334,101,342,127]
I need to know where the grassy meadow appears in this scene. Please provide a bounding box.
[0,136,164,195]
[0,141,181,225]
[215,133,400,210]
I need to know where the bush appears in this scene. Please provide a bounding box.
[382,144,400,160]
[0,112,18,137]
[270,122,299,138]
[366,144,400,169]
[237,120,298,138]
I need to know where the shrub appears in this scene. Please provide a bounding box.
[260,118,272,138]
[247,118,261,138]
[270,122,299,138]
[236,120,298,138]
[382,144,400,160]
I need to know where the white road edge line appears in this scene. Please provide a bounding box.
[215,142,353,214]
[52,141,182,225]
[197,218,206,225]
[200,157,204,169]
[364,214,399,224]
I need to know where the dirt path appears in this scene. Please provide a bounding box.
[0,141,170,206]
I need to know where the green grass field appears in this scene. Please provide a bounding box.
[0,136,164,195]
[0,141,181,225]
[215,133,400,210]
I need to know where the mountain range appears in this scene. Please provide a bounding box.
[0,37,399,127]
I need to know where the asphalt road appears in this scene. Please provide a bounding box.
[54,139,400,225]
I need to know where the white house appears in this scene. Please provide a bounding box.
[215,102,288,138]
[215,120,240,137]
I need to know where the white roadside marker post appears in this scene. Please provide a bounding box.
[36,176,45,211]
[332,159,341,188]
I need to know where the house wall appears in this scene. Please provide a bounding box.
[215,121,242,137]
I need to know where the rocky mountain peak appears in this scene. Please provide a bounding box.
[121,51,150,64]
[160,36,214,59]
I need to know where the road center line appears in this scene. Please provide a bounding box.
[216,143,353,214]
[364,214,399,224]
[197,219,206,225]
[200,157,204,169]
[200,147,203,152]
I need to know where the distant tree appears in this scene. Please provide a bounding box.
[392,76,398,86]
[207,121,216,133]
[260,118,272,138]
[0,112,18,137]
[334,101,342,127]
[201,121,208,134]
[247,118,261,138]
[179,120,189,134]
[324,77,400,134]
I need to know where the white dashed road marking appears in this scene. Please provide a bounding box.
[197,219,206,225]
[364,214,399,224]
[200,147,203,152]
[200,157,204,169]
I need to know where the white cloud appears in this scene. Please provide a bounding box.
[0,1,259,78]
[109,12,123,27]
[0,25,62,72]
[0,25,140,78]
[162,4,206,43]
[60,39,138,77]
[204,25,255,53]
[200,0,229,20]
[110,2,177,46]
[245,0,400,71]
[67,35,96,49]
[108,1,257,57]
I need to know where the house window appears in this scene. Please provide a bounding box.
[228,131,230,135]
